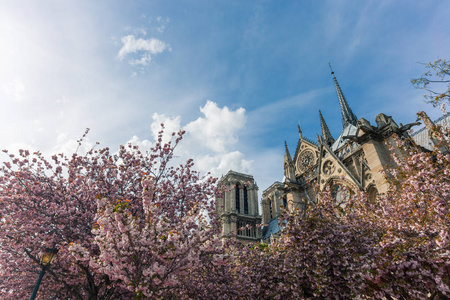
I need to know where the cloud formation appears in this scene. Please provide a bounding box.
[185,100,246,153]
[126,101,252,177]
[118,35,171,66]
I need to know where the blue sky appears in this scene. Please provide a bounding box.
[1,1,449,192]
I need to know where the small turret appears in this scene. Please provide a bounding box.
[284,141,296,181]
[319,110,335,147]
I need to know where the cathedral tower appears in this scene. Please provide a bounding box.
[215,170,262,242]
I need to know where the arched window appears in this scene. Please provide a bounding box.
[283,196,287,208]
[235,183,241,213]
[243,186,249,214]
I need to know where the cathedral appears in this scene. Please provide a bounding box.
[215,69,438,243]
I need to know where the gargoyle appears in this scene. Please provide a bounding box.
[398,121,421,133]
[342,134,359,142]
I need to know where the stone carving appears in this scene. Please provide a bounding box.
[375,113,399,131]
[342,134,359,142]
[322,160,335,175]
[399,121,421,133]
[357,118,377,133]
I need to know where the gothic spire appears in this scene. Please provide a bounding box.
[329,63,358,128]
[284,141,295,181]
[284,141,293,164]
[319,110,335,146]
[298,123,303,139]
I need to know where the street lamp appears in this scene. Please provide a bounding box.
[29,247,58,300]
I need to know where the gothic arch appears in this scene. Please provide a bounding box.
[366,184,378,201]
[323,176,358,192]
[323,177,357,206]
[234,181,251,215]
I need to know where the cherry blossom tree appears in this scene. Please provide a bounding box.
[360,121,450,299]
[0,127,221,299]
[73,159,221,299]
[0,132,132,299]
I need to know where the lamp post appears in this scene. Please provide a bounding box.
[29,247,58,300]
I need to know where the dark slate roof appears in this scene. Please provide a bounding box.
[262,217,280,240]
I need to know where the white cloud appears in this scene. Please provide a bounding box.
[117,35,171,66]
[185,100,246,153]
[150,113,182,144]
[130,52,153,66]
[125,135,153,150]
[214,151,252,175]
[130,101,251,178]
[134,27,147,36]
[51,132,95,156]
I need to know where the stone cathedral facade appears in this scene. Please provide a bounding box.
[216,70,426,242]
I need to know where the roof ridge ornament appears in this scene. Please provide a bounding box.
[329,63,358,128]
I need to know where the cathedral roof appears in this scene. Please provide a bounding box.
[261,217,280,240]
[411,113,450,150]
[331,123,358,152]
